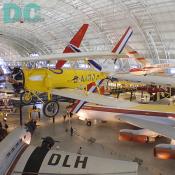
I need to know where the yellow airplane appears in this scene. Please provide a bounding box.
[23,68,106,92]
[10,25,132,117]
[20,67,107,103]
[12,67,109,117]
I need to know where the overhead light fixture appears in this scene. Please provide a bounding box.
[169,68,175,74]
[30,53,39,57]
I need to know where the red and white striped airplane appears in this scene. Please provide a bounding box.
[49,25,175,161]
[10,24,175,161]
[126,45,175,75]
[68,26,133,114]
[0,25,139,175]
[56,26,133,72]
[58,26,175,160]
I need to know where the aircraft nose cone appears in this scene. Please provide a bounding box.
[11,67,24,93]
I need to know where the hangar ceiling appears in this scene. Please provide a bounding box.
[0,0,175,64]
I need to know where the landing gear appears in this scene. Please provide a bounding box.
[86,120,92,126]
[21,91,33,105]
[43,101,59,118]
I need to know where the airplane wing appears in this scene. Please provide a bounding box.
[8,52,128,62]
[13,146,138,175]
[52,89,175,139]
[116,114,175,140]
[56,24,89,69]
[125,45,150,67]
[0,122,137,175]
[112,73,175,87]
[52,88,137,109]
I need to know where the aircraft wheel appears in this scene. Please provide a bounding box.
[21,91,33,105]
[43,101,59,118]
[86,121,92,126]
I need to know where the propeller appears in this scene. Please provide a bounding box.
[10,67,24,93]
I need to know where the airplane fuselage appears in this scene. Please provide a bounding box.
[0,126,138,175]
[23,68,107,93]
[0,122,35,175]
[130,63,175,75]
[77,104,175,122]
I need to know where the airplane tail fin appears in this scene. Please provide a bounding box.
[112,26,133,54]
[126,45,150,67]
[56,24,89,69]
[88,27,133,70]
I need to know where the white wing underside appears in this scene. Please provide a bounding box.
[116,114,175,140]
[52,88,175,140]
[52,88,137,108]
[8,52,127,62]
[111,73,175,140]
[112,74,175,87]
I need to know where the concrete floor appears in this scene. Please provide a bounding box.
[3,102,175,175]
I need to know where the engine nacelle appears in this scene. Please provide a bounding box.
[119,129,156,143]
[154,144,175,160]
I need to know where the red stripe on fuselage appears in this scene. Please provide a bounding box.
[128,51,138,54]
[136,58,145,60]
[144,66,155,69]
[82,105,175,118]
[6,144,28,175]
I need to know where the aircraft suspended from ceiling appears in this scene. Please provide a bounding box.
[8,24,133,118]
[6,24,175,161]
